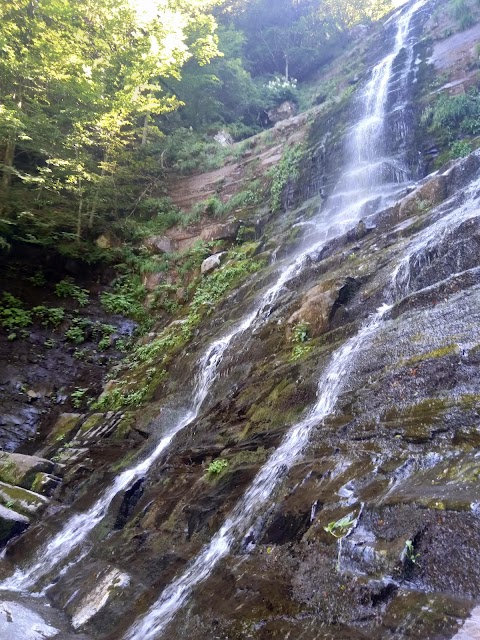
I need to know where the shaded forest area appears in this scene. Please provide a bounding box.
[0,0,391,258]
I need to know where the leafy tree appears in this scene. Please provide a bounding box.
[0,0,220,246]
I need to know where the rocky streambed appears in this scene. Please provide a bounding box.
[1,149,480,639]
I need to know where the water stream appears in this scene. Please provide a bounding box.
[123,304,392,640]
[120,2,432,638]
[0,0,437,636]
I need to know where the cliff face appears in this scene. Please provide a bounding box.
[2,1,480,639]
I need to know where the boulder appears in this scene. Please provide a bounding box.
[0,482,49,515]
[201,253,226,275]
[48,412,82,444]
[31,472,61,496]
[0,504,30,544]
[399,175,447,219]
[0,452,54,490]
[267,100,298,123]
[143,272,165,292]
[201,221,240,243]
[287,280,339,337]
[143,235,174,254]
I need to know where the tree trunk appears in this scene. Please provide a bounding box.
[88,155,107,229]
[76,176,83,242]
[141,113,150,146]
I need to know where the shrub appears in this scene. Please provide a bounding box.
[422,90,480,138]
[0,293,32,331]
[55,278,89,306]
[450,140,472,158]
[100,276,147,323]
[65,326,85,344]
[264,76,298,108]
[32,305,65,328]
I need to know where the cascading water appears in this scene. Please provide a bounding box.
[0,0,425,599]
[119,3,433,638]
[123,304,392,640]
[0,269,307,592]
[0,2,442,638]
[124,159,480,640]
[327,0,425,223]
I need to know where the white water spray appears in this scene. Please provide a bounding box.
[124,304,391,640]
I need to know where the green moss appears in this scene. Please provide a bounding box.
[79,413,105,434]
[458,393,480,410]
[228,447,269,469]
[402,344,458,366]
[0,458,20,486]
[50,414,81,443]
[112,413,136,440]
[31,473,45,494]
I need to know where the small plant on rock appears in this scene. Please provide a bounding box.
[290,321,312,360]
[324,515,355,539]
[71,387,88,408]
[207,458,228,475]
[405,539,420,564]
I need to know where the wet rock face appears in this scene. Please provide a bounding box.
[16,153,477,640]
[5,12,480,636]
[0,505,30,545]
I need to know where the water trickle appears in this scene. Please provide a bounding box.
[123,304,392,640]
[392,163,480,297]
[0,0,431,631]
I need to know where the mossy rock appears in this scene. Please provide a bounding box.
[0,452,54,490]
[48,412,83,444]
[0,481,49,515]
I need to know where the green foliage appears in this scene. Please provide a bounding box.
[93,386,151,410]
[71,388,88,409]
[291,322,310,343]
[449,0,475,29]
[0,0,220,247]
[290,321,312,360]
[207,458,228,475]
[190,259,260,316]
[0,293,31,331]
[450,140,472,158]
[264,77,299,108]
[324,515,355,538]
[55,279,89,307]
[103,250,263,409]
[65,322,86,344]
[32,305,65,328]
[100,276,148,324]
[269,144,303,212]
[421,90,480,139]
[28,270,46,287]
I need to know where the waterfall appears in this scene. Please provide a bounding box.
[123,304,391,640]
[0,265,309,592]
[120,3,430,638]
[327,0,427,223]
[0,2,435,637]
[0,0,425,595]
